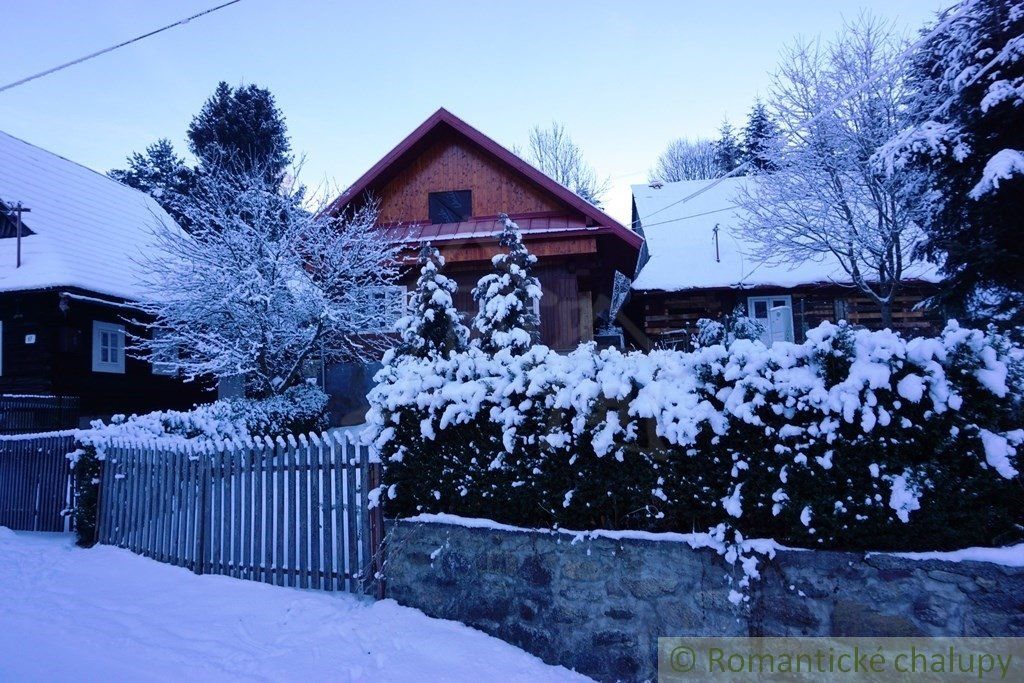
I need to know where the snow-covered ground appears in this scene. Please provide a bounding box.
[0,528,587,682]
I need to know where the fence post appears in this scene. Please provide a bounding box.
[194,446,209,575]
[368,459,385,600]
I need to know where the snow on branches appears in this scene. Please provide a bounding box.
[396,243,469,359]
[736,16,925,328]
[472,215,542,355]
[135,163,402,397]
[367,320,1024,553]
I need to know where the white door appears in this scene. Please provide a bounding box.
[747,295,794,345]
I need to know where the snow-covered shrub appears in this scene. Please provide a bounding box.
[367,321,1023,551]
[68,383,328,545]
[395,244,469,359]
[692,306,764,349]
[472,215,541,355]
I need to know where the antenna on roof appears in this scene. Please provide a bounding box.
[713,223,720,263]
[2,202,31,268]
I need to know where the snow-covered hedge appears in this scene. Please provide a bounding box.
[366,321,1023,551]
[68,383,328,545]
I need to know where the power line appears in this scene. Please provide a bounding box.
[636,1,971,226]
[0,1,243,95]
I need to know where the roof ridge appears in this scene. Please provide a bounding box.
[0,128,159,206]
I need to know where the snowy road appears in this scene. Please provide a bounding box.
[0,528,588,682]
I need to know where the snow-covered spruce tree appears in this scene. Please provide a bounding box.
[714,118,745,175]
[737,15,923,327]
[740,101,780,172]
[136,162,401,398]
[109,138,195,229]
[878,0,1024,327]
[472,215,542,355]
[187,81,292,189]
[395,243,468,358]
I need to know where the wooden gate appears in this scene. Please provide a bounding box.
[0,432,76,532]
[96,432,384,596]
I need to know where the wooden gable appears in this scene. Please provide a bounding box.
[375,128,569,225]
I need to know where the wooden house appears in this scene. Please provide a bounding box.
[629,177,942,347]
[325,108,642,350]
[321,108,642,422]
[0,129,209,430]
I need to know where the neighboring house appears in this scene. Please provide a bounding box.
[629,177,941,347]
[322,108,642,422]
[0,129,209,429]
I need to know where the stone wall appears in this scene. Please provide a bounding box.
[386,519,1024,682]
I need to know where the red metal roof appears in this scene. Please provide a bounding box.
[324,108,643,251]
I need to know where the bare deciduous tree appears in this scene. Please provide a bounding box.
[650,138,720,182]
[524,122,610,206]
[736,15,922,327]
[135,162,402,397]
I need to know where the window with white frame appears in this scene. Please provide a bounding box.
[367,286,407,332]
[747,295,795,345]
[92,321,126,373]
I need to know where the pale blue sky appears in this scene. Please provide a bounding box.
[0,0,948,224]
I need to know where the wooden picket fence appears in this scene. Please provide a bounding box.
[96,432,385,596]
[0,432,76,532]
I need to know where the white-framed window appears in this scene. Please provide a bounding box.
[747,295,795,345]
[92,321,126,373]
[367,286,407,332]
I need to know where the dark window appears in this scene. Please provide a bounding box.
[428,190,471,224]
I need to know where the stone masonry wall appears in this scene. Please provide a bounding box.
[386,519,1024,682]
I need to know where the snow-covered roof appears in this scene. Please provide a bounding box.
[0,129,177,301]
[631,177,938,292]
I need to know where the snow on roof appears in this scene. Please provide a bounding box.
[631,176,938,292]
[0,129,178,301]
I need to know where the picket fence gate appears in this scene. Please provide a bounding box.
[0,432,76,532]
[96,432,385,596]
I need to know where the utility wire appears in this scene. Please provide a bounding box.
[636,1,971,226]
[0,0,242,95]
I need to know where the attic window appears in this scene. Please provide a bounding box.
[428,190,471,224]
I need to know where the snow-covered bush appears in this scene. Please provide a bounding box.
[366,321,1023,551]
[395,244,469,359]
[68,383,328,545]
[472,215,541,355]
[692,305,765,349]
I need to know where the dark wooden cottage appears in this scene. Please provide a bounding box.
[0,129,209,431]
[321,108,642,421]
[629,177,942,348]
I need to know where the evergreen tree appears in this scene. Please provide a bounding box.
[472,215,542,355]
[187,81,292,188]
[713,118,744,175]
[880,0,1024,326]
[396,243,469,358]
[741,101,780,172]
[108,138,195,228]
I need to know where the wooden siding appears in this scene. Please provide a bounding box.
[438,235,597,265]
[376,132,569,225]
[0,290,210,422]
[634,284,942,348]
